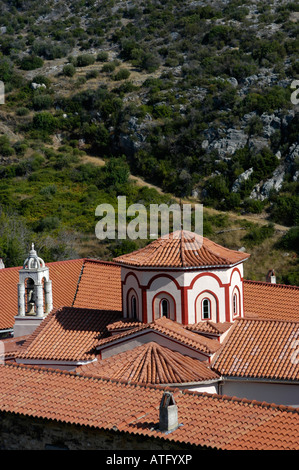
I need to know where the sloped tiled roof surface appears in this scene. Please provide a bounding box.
[211,318,299,381]
[72,260,122,311]
[0,259,84,330]
[0,363,298,450]
[0,258,122,331]
[244,280,299,321]
[186,321,232,336]
[106,318,141,333]
[17,307,122,362]
[114,230,250,268]
[97,317,221,356]
[77,342,220,384]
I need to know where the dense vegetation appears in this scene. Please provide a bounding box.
[0,0,298,283]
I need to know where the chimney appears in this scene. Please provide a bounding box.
[266,269,276,284]
[0,258,4,269]
[159,392,178,433]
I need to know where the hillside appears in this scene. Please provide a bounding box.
[0,0,298,284]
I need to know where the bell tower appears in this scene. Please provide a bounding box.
[14,244,53,338]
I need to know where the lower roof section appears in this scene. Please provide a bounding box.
[244,279,299,321]
[77,341,219,385]
[0,362,298,450]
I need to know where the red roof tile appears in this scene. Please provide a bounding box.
[211,318,299,381]
[16,307,122,362]
[114,230,250,269]
[97,317,221,357]
[0,363,298,450]
[0,258,122,331]
[244,280,299,321]
[0,259,85,330]
[77,342,219,384]
[106,319,142,336]
[72,259,121,311]
[186,321,232,337]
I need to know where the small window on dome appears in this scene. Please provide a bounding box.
[202,299,211,320]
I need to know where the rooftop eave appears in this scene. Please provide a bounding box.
[218,375,299,385]
[96,328,216,357]
[113,258,250,271]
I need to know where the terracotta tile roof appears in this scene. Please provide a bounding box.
[106,318,141,334]
[114,230,250,269]
[186,321,232,337]
[77,342,220,385]
[211,318,299,381]
[16,307,122,362]
[0,335,27,361]
[0,363,298,450]
[0,258,122,331]
[0,259,85,330]
[244,280,299,321]
[72,260,122,311]
[97,317,221,357]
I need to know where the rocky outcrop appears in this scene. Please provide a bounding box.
[232,168,254,193]
[202,128,248,159]
[250,164,285,201]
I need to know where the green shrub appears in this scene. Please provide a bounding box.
[0,136,14,156]
[153,104,172,119]
[35,216,60,232]
[75,54,95,67]
[242,223,275,246]
[278,227,299,253]
[63,64,76,77]
[20,55,44,70]
[102,62,116,73]
[270,194,299,226]
[16,107,30,116]
[86,70,98,79]
[32,112,57,133]
[113,68,130,81]
[97,51,109,62]
[32,94,53,110]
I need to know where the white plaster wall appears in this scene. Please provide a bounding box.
[229,266,244,319]
[121,270,142,320]
[146,276,181,323]
[187,273,226,323]
[221,380,299,408]
[184,383,219,394]
[121,263,245,325]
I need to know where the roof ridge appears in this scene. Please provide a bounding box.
[238,316,299,325]
[17,307,60,353]
[97,318,220,355]
[71,259,86,307]
[180,229,186,267]
[244,279,299,289]
[180,388,299,413]
[200,239,232,265]
[83,258,120,266]
[0,258,85,272]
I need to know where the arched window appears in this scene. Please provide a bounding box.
[233,293,237,315]
[202,298,211,320]
[25,278,36,316]
[232,288,240,317]
[131,295,137,319]
[161,299,169,318]
[153,292,175,321]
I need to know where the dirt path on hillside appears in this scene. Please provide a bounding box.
[129,174,289,232]
[81,155,289,232]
